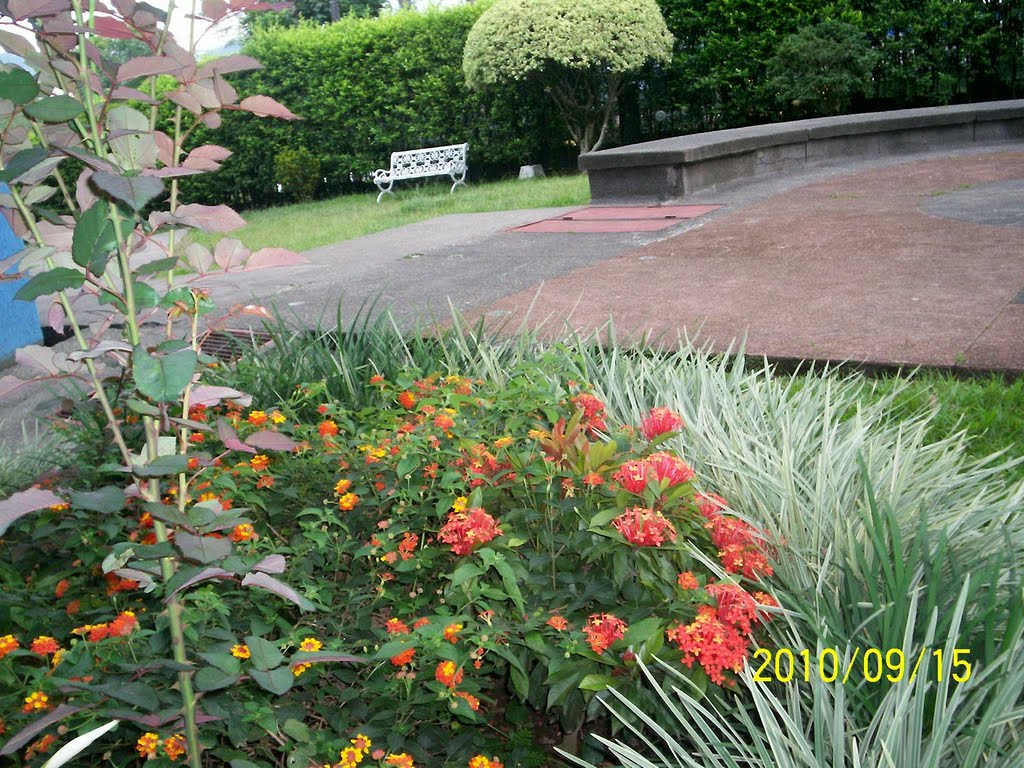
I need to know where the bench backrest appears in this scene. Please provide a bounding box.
[390,143,467,179]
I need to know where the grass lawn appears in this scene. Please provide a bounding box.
[871,371,1024,485]
[196,173,590,253]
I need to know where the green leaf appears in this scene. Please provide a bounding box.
[0,147,49,182]
[24,94,84,123]
[72,201,117,276]
[132,454,188,477]
[0,67,38,105]
[195,665,239,691]
[126,398,161,416]
[624,617,663,647]
[244,635,284,671]
[133,345,197,402]
[92,170,164,210]
[175,532,232,564]
[136,257,180,276]
[523,631,547,655]
[448,562,484,587]
[14,267,85,301]
[578,673,617,691]
[69,486,125,513]
[281,718,310,743]
[72,681,159,711]
[250,666,292,695]
[588,507,621,530]
[493,558,525,613]
[448,693,482,722]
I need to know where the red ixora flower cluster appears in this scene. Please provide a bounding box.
[696,493,774,579]
[438,507,502,556]
[666,582,776,685]
[583,613,628,654]
[614,452,695,495]
[640,406,684,440]
[611,506,677,547]
[571,392,607,436]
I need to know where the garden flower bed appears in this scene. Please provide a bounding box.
[1,362,783,766]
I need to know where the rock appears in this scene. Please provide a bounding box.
[518,164,545,180]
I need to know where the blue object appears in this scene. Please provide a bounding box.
[0,184,43,366]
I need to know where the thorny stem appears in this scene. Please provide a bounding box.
[62,2,202,764]
[27,123,75,212]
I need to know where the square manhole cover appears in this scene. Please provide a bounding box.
[510,205,723,233]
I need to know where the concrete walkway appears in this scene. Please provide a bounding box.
[198,142,1024,372]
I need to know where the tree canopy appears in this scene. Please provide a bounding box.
[463,0,673,153]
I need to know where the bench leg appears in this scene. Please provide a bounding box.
[449,169,467,195]
[375,179,394,204]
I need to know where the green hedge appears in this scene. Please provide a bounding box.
[179,6,572,208]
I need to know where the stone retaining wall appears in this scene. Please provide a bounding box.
[579,100,1024,202]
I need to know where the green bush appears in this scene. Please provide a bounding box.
[766,20,877,118]
[178,7,570,209]
[274,146,323,202]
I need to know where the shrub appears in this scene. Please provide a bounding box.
[274,146,323,202]
[1,356,782,765]
[463,0,674,153]
[766,20,878,118]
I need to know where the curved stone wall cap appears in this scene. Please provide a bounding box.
[579,99,1024,171]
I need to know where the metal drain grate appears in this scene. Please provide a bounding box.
[199,329,274,362]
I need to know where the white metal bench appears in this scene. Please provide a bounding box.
[373,143,468,203]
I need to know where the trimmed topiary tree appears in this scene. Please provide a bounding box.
[463,0,674,153]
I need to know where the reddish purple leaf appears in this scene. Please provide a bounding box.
[7,0,72,19]
[75,168,97,209]
[111,86,160,104]
[217,417,256,454]
[142,167,204,178]
[92,14,136,38]
[201,112,222,129]
[48,301,66,333]
[191,385,251,408]
[0,704,83,755]
[183,144,232,171]
[245,430,297,452]
[237,95,300,120]
[187,81,220,109]
[253,554,286,574]
[212,74,238,106]
[214,238,249,271]
[242,571,314,611]
[167,88,203,114]
[244,248,309,271]
[0,375,30,400]
[0,487,63,536]
[197,54,262,79]
[201,0,229,20]
[175,203,246,233]
[61,146,116,173]
[185,243,215,274]
[165,566,232,600]
[116,55,184,82]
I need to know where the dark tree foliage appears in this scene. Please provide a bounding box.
[652,0,1023,133]
[766,20,878,118]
